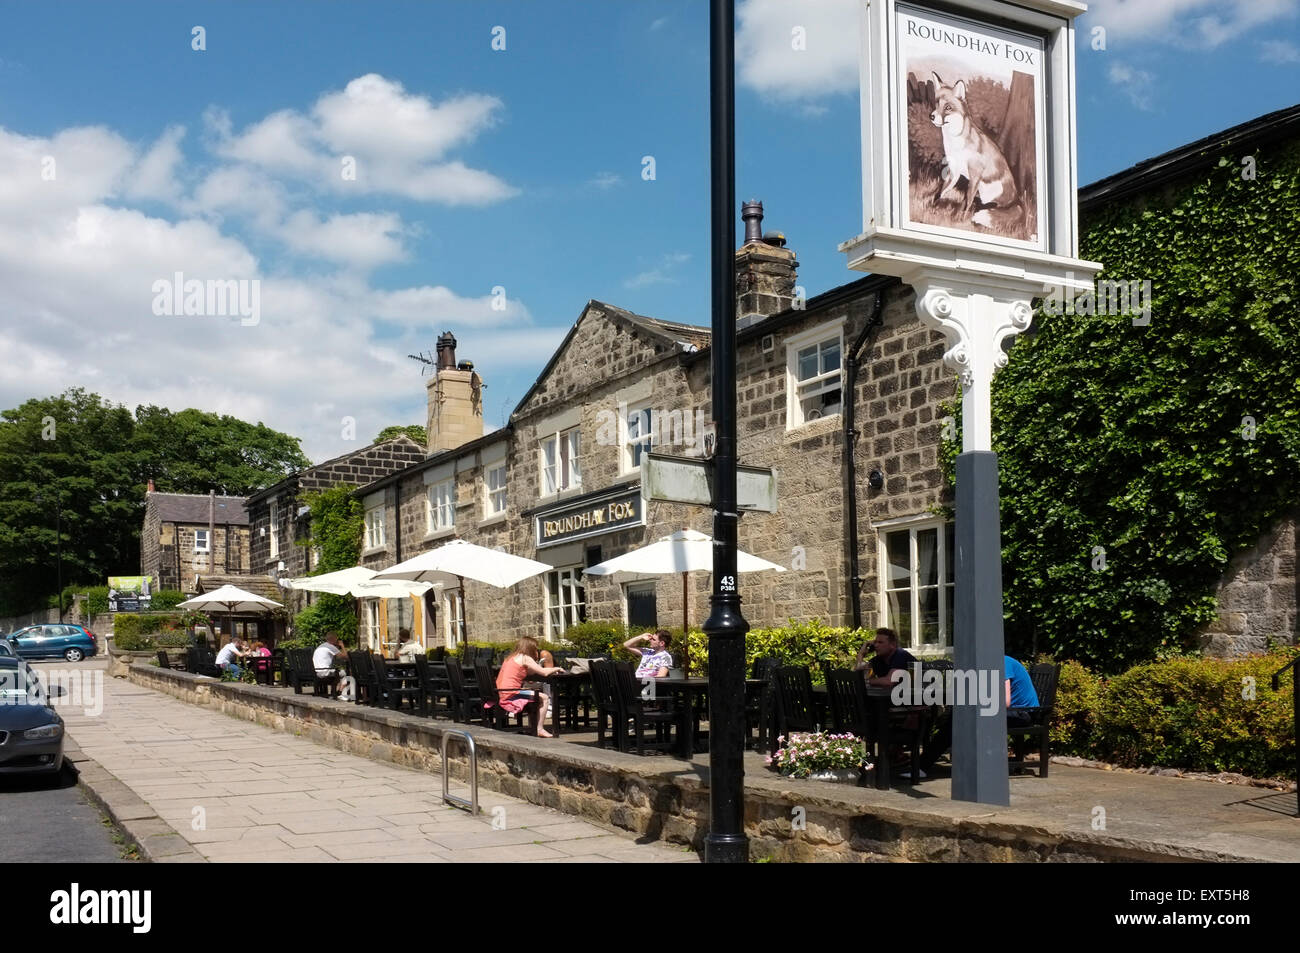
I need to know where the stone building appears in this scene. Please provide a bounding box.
[353,201,959,655]
[341,106,1300,659]
[244,437,427,592]
[139,486,250,593]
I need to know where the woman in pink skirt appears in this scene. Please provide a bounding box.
[495,637,566,737]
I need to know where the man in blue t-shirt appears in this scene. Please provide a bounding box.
[1004,655,1039,728]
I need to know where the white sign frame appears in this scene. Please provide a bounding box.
[857,0,1086,261]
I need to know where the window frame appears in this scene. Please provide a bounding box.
[545,565,587,640]
[785,318,846,430]
[364,505,386,550]
[426,478,456,534]
[876,516,955,653]
[485,464,507,517]
[539,426,582,497]
[621,401,655,474]
[443,590,464,648]
[194,528,210,554]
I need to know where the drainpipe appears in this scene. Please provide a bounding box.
[844,291,886,630]
[208,490,216,574]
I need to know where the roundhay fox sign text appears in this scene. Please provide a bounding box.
[848,0,1089,266]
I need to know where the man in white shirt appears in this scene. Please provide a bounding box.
[395,628,423,661]
[215,636,248,677]
[313,632,347,677]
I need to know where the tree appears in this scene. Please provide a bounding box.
[374,424,426,446]
[0,389,312,615]
[134,406,310,495]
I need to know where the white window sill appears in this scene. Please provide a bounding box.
[537,486,585,503]
[480,511,508,527]
[361,544,389,558]
[785,413,842,437]
[422,527,457,544]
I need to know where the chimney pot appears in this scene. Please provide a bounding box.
[763,230,787,248]
[435,331,458,370]
[741,199,765,245]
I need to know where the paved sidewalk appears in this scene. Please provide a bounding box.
[56,663,697,863]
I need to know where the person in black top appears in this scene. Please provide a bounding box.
[863,628,917,687]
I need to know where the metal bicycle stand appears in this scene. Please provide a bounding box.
[440,729,480,815]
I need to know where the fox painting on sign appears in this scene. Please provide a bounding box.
[898,3,1047,246]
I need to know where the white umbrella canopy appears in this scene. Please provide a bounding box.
[375,539,551,589]
[289,567,434,599]
[583,529,788,577]
[178,584,283,644]
[178,584,283,613]
[375,540,551,642]
[583,529,787,643]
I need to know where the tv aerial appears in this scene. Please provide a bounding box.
[407,351,436,376]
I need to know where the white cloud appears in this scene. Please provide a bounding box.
[736,0,859,101]
[211,74,518,205]
[1083,0,1299,50]
[1107,62,1156,111]
[0,109,540,461]
[589,171,621,189]
[1261,39,1300,63]
[624,252,690,289]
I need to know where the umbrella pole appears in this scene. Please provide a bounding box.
[682,571,690,675]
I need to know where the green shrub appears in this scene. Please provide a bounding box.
[1091,650,1297,777]
[676,619,873,681]
[557,621,629,657]
[446,639,562,660]
[112,630,152,651]
[1045,658,1105,758]
[149,590,187,611]
[83,586,110,617]
[292,596,357,645]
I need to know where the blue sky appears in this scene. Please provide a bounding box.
[0,0,1296,460]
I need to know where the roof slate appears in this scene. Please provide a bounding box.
[149,492,248,526]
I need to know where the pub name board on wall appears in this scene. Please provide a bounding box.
[535,488,644,548]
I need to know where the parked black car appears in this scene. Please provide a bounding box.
[0,658,65,776]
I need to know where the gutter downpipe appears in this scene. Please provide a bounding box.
[844,291,886,630]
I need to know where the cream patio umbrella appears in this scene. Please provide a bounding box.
[583,529,787,668]
[288,567,435,650]
[374,539,551,641]
[177,584,283,645]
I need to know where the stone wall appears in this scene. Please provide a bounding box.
[127,664,1226,862]
[1199,510,1299,656]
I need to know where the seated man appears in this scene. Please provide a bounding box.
[1005,655,1040,728]
[215,636,248,677]
[312,632,348,694]
[395,628,423,661]
[623,630,673,678]
[864,628,917,687]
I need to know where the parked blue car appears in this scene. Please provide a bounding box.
[7,624,98,662]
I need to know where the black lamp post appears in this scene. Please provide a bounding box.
[35,491,63,623]
[702,0,749,864]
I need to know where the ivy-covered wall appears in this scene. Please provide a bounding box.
[991,138,1300,673]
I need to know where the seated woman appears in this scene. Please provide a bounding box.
[495,637,566,737]
[250,640,272,658]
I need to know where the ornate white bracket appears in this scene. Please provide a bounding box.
[914,281,1035,453]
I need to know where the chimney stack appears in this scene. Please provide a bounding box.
[426,331,484,454]
[147,478,156,493]
[735,200,798,329]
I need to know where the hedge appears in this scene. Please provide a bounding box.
[1048,648,1297,779]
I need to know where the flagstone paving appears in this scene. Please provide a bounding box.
[53,663,698,864]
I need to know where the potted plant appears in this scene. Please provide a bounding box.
[766,731,868,782]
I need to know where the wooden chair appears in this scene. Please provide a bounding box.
[373,653,422,712]
[612,661,676,756]
[288,648,336,696]
[248,655,276,686]
[588,659,624,750]
[1007,663,1060,777]
[772,666,824,752]
[825,669,875,783]
[475,660,531,730]
[745,656,779,750]
[444,658,481,724]
[413,654,453,715]
[185,647,221,678]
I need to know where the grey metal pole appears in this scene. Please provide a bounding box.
[703,0,749,864]
[950,451,1010,805]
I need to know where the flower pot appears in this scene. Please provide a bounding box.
[808,768,860,783]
